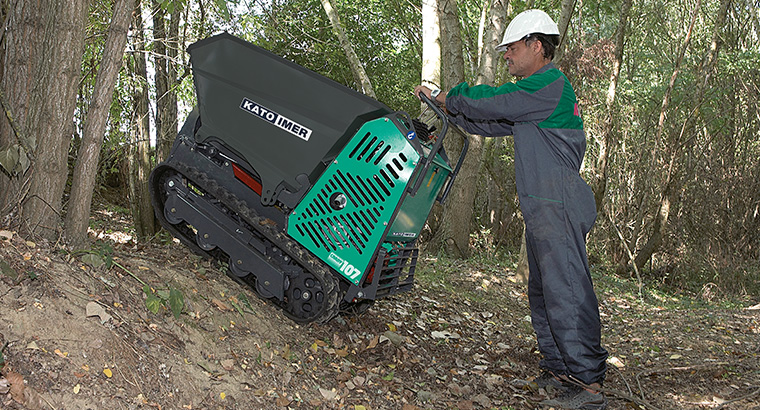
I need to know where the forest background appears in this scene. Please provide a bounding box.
[0,0,758,301]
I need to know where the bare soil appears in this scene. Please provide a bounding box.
[0,212,758,410]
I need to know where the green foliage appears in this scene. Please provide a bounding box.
[143,284,185,319]
[76,241,186,318]
[236,0,421,113]
[83,0,760,299]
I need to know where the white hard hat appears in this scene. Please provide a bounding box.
[496,9,559,51]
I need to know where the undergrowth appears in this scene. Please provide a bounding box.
[417,241,757,313]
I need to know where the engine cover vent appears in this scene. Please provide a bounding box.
[288,117,420,285]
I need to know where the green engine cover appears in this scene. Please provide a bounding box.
[287,117,423,285]
[386,157,451,242]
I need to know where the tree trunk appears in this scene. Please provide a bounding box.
[437,0,483,258]
[476,0,488,59]
[420,0,441,90]
[634,0,727,272]
[417,0,444,246]
[128,0,157,239]
[593,0,632,214]
[166,2,181,153]
[64,0,134,249]
[633,0,701,272]
[482,137,517,248]
[153,0,172,161]
[478,0,509,243]
[696,0,728,100]
[554,0,576,64]
[0,0,88,241]
[320,0,375,98]
[476,0,507,85]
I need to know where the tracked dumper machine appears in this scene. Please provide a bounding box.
[150,33,467,324]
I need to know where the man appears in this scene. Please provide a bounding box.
[415,9,608,410]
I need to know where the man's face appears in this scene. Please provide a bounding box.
[502,38,539,78]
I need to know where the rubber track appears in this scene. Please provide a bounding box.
[158,162,341,324]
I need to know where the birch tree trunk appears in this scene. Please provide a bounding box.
[65,0,134,248]
[320,0,375,98]
[420,0,441,90]
[417,0,446,245]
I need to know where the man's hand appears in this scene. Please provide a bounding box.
[413,85,433,100]
[414,85,445,107]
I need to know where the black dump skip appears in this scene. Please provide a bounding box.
[188,33,392,205]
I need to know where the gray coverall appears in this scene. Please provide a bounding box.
[445,62,608,385]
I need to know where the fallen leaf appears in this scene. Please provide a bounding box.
[103,368,113,378]
[382,330,405,346]
[80,253,104,268]
[212,298,231,311]
[221,359,235,371]
[6,371,25,403]
[608,356,625,368]
[366,335,379,350]
[73,384,81,394]
[417,390,436,402]
[432,330,461,340]
[319,387,338,401]
[55,348,68,358]
[86,301,113,324]
[275,395,292,406]
[220,392,226,400]
[472,394,491,408]
[457,400,474,410]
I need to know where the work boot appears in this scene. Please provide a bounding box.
[540,384,607,409]
[512,370,567,393]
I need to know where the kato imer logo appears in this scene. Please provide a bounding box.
[240,98,312,141]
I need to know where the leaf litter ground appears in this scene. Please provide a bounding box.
[0,212,758,409]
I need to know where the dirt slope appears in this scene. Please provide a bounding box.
[1,227,758,410]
